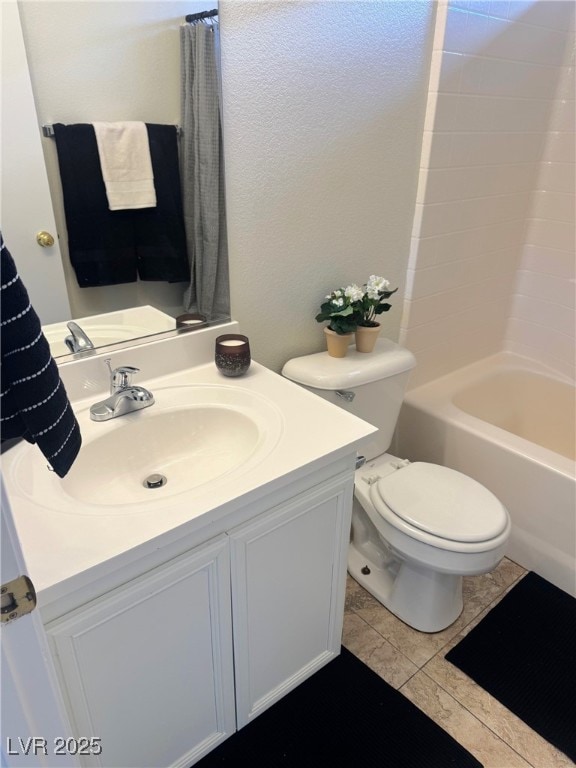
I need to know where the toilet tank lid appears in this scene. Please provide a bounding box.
[282,338,416,390]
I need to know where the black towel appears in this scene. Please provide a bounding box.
[0,236,81,477]
[53,123,189,287]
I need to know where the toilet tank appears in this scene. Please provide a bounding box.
[282,339,416,461]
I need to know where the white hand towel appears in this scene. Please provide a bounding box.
[92,121,156,210]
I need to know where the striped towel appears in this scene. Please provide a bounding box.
[1,235,81,477]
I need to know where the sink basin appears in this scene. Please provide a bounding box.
[9,384,283,513]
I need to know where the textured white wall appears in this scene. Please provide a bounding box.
[401,0,575,388]
[219,0,435,372]
[18,0,210,320]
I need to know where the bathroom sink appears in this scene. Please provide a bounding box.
[10,384,284,512]
[0,323,378,602]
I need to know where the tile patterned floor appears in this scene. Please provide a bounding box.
[343,558,574,768]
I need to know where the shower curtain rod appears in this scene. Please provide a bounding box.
[185,9,218,22]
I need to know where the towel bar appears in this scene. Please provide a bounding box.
[42,124,182,138]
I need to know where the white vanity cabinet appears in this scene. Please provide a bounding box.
[230,475,351,727]
[46,536,235,768]
[44,472,354,768]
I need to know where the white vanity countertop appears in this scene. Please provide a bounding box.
[2,325,376,610]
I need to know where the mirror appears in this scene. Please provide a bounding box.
[15,0,229,360]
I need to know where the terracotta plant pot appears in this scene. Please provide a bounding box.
[324,327,353,358]
[355,323,381,353]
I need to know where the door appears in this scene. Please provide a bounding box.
[1,477,78,768]
[1,0,70,324]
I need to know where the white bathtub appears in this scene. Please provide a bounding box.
[396,352,576,597]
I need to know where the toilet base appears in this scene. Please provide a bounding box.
[348,542,464,633]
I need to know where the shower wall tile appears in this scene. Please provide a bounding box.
[488,2,510,21]
[500,339,575,382]
[404,300,509,353]
[403,276,511,327]
[526,218,575,251]
[423,164,537,204]
[444,6,567,66]
[433,93,551,132]
[543,131,576,163]
[507,0,575,32]
[521,244,576,278]
[406,249,514,299]
[443,7,469,54]
[436,51,464,93]
[531,191,575,224]
[427,132,544,168]
[399,326,503,389]
[449,132,543,167]
[505,317,575,370]
[515,269,576,309]
[476,219,526,255]
[464,57,560,98]
[418,193,529,237]
[511,294,575,337]
[539,162,576,194]
[401,0,574,387]
[406,222,525,272]
[424,131,453,168]
[548,97,575,133]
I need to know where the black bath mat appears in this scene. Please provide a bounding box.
[196,647,482,767]
[446,572,576,761]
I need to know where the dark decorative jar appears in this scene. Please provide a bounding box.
[176,313,207,330]
[215,334,251,377]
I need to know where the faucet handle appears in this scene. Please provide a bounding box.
[114,367,140,389]
[104,359,140,392]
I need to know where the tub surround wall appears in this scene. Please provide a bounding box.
[506,43,575,380]
[400,0,575,388]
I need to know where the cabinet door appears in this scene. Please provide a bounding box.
[46,536,235,768]
[230,477,353,727]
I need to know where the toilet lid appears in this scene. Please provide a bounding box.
[371,463,508,543]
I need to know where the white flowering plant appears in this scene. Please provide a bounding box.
[315,286,359,335]
[316,276,397,334]
[352,275,397,327]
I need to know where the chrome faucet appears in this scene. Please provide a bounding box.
[64,321,95,354]
[90,359,155,422]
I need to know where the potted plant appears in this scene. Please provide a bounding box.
[352,275,397,353]
[315,287,359,357]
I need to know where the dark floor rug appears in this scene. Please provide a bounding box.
[196,647,482,767]
[446,571,576,762]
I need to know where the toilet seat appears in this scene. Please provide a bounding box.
[369,462,508,545]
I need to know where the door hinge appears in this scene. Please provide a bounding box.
[1,575,37,624]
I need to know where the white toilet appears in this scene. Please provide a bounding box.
[282,339,511,633]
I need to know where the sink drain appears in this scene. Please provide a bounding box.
[144,473,167,489]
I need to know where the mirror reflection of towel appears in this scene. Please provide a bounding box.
[0,236,81,477]
[53,123,189,287]
[92,121,157,211]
